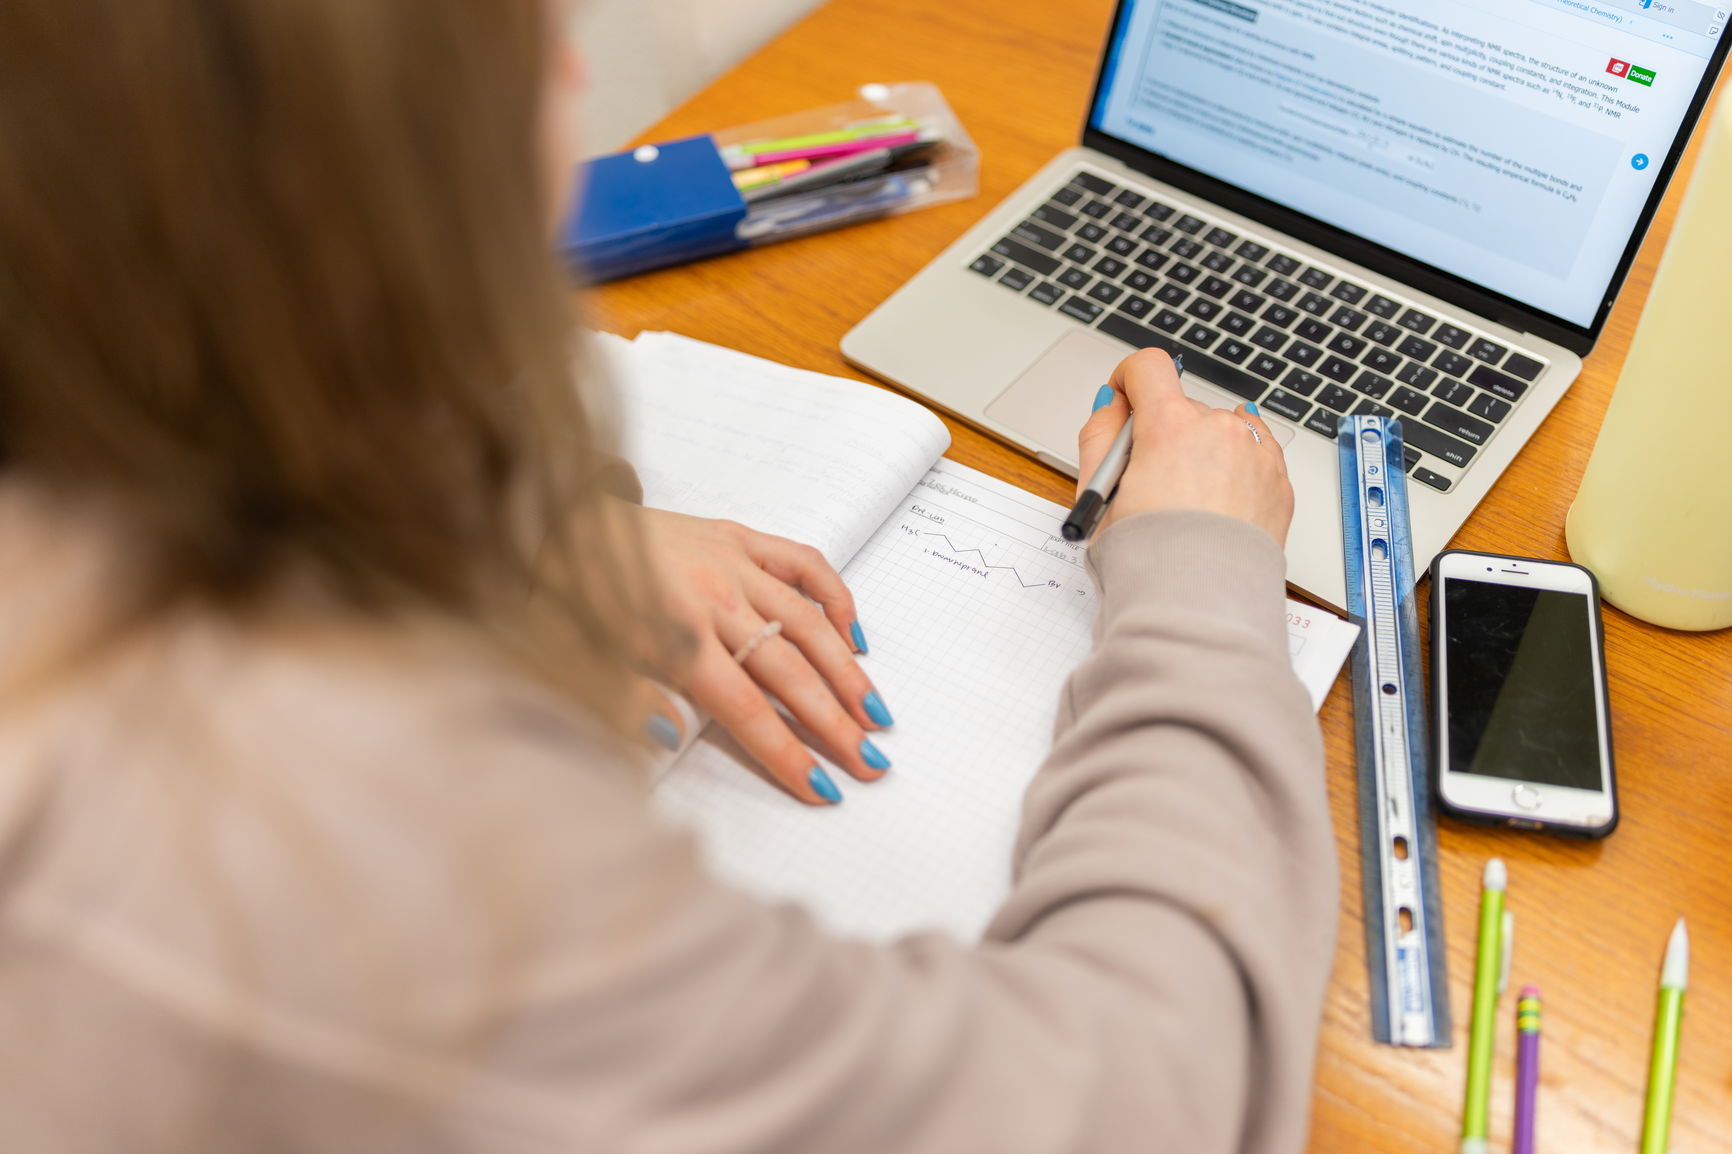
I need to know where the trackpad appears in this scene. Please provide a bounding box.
[984,330,1294,468]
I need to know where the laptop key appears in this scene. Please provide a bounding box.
[1126,270,1158,292]
[1398,335,1437,361]
[1298,291,1332,315]
[1206,227,1238,248]
[1052,186,1084,207]
[1249,352,1286,379]
[1364,348,1401,374]
[1366,294,1401,319]
[1403,445,1422,473]
[1088,282,1124,305]
[1186,298,1223,322]
[1469,365,1530,402]
[1078,223,1108,243]
[1304,408,1340,438]
[1171,237,1204,260]
[1169,262,1201,285]
[1107,235,1137,257]
[1014,220,1066,250]
[1413,466,1452,492]
[991,238,1061,276]
[1155,283,1189,306]
[1031,204,1079,231]
[1199,275,1233,299]
[1232,265,1268,288]
[1175,214,1206,234]
[1058,267,1092,290]
[1331,281,1367,304]
[970,254,1005,278]
[1182,323,1221,349]
[1220,312,1256,337]
[1295,318,1331,343]
[1144,201,1175,221]
[1469,338,1508,365]
[1028,280,1064,306]
[1328,333,1367,358]
[1071,171,1115,195]
[1353,399,1395,418]
[1364,321,1401,346]
[1000,267,1034,291]
[1229,289,1265,312]
[1424,402,1494,445]
[1064,243,1097,263]
[1330,306,1367,332]
[1398,309,1436,335]
[1434,350,1473,377]
[1267,254,1302,276]
[1431,377,1472,406]
[1262,304,1299,328]
[1353,371,1394,399]
[1433,323,1471,349]
[1251,326,1288,352]
[1299,267,1334,289]
[1284,369,1325,397]
[1114,189,1146,209]
[1262,389,1311,422]
[1111,211,1143,232]
[1140,224,1173,245]
[1236,240,1270,262]
[1095,256,1128,278]
[1287,342,1323,367]
[1468,392,1512,423]
[1503,352,1545,381]
[1079,199,1112,219]
[1390,386,1429,416]
[1398,362,1439,390]
[1320,356,1357,383]
[1152,308,1186,332]
[1202,250,1235,273]
[1317,383,1355,411]
[1119,295,1154,319]
[1401,420,1479,468]
[1216,338,1254,365]
[1059,295,1104,324]
[1135,249,1171,273]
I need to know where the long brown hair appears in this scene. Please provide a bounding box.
[0,0,667,726]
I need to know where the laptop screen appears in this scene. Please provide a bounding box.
[1089,0,1727,331]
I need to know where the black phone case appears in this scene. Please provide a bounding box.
[1429,549,1619,839]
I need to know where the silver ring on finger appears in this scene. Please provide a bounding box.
[1242,419,1263,445]
[731,619,784,664]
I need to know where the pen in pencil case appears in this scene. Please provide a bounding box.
[738,171,935,241]
[742,134,941,203]
[722,117,919,170]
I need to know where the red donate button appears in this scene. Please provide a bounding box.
[1607,58,1631,76]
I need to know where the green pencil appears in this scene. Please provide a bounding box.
[1460,858,1508,1154]
[1640,918,1689,1154]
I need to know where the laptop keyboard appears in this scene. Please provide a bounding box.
[967,169,1550,492]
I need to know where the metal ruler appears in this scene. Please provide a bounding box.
[1338,415,1451,1048]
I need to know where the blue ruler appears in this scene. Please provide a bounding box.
[1338,416,1451,1048]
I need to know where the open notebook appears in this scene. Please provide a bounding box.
[600,331,1358,942]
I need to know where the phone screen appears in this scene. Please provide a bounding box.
[1442,579,1603,790]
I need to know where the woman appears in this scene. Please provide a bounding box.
[0,2,1337,1152]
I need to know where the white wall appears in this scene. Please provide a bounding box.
[576,0,829,156]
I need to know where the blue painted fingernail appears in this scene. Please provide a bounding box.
[644,714,681,751]
[1173,353,1185,374]
[1091,384,1115,412]
[1245,401,1261,416]
[860,738,892,771]
[808,766,843,804]
[850,620,869,654]
[863,690,895,728]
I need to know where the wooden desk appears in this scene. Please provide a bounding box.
[591,3,1732,1149]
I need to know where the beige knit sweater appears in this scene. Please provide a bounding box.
[0,482,1337,1153]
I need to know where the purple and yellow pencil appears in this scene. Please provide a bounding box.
[1513,986,1541,1154]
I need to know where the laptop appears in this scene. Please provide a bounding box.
[843,0,1730,609]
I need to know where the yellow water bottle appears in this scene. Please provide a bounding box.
[1566,98,1732,631]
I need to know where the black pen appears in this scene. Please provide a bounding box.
[1060,353,1183,542]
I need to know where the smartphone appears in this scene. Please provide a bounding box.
[1430,550,1617,837]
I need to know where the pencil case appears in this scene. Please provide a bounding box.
[563,82,979,283]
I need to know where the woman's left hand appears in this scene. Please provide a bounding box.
[636,508,893,806]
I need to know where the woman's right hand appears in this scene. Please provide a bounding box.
[1077,349,1294,546]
